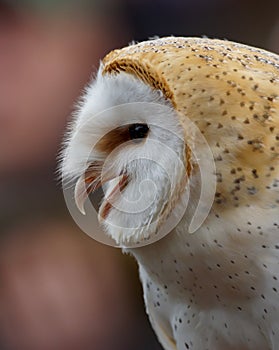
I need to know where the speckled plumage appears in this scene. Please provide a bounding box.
[103,37,279,350]
[63,37,279,350]
[103,37,279,211]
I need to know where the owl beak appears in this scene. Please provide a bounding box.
[74,164,128,216]
[74,175,95,215]
[74,164,110,215]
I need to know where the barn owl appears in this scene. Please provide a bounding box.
[61,37,279,350]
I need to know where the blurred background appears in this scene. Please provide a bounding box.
[0,0,278,349]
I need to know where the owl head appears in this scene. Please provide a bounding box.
[61,36,279,247]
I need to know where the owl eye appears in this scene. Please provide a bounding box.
[128,123,149,141]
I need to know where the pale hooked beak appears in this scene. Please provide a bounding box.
[74,163,129,216]
[74,174,97,215]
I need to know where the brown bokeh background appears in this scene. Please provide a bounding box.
[0,1,278,349]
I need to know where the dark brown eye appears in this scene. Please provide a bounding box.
[128,123,149,140]
[95,124,149,153]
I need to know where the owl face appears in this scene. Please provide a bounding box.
[62,69,188,246]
